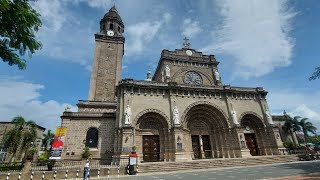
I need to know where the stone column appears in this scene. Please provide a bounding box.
[267,126,280,155]
[218,129,225,158]
[199,135,205,158]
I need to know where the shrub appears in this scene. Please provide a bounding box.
[81,146,92,159]
[0,163,23,171]
[283,141,294,149]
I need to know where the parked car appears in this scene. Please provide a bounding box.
[314,142,320,155]
[298,144,319,161]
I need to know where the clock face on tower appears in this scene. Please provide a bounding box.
[184,71,203,85]
[107,30,114,36]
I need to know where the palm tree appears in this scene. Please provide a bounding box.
[282,114,301,146]
[42,130,55,151]
[299,118,317,143]
[2,116,37,161]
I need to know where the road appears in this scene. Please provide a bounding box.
[96,161,320,180]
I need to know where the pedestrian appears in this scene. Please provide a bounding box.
[84,159,89,180]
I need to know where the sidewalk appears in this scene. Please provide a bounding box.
[269,173,320,180]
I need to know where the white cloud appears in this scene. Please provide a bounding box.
[182,18,202,38]
[202,0,296,79]
[291,104,320,131]
[63,0,112,9]
[31,0,95,69]
[268,90,320,130]
[125,13,172,56]
[0,77,76,131]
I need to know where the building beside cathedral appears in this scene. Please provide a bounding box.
[60,6,284,162]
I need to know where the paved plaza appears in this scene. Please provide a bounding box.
[93,161,320,180]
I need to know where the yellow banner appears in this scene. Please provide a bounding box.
[55,127,66,137]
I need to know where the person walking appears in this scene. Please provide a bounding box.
[84,159,90,180]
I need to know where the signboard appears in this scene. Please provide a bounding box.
[50,127,66,159]
[129,157,137,165]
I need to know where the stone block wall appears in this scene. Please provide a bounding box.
[61,114,115,160]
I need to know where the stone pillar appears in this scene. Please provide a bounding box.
[199,135,205,159]
[121,127,134,155]
[236,128,250,158]
[223,129,231,158]
[218,129,225,158]
[173,127,189,161]
[267,126,281,155]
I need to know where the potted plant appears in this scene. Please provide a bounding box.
[26,147,37,160]
[131,146,136,154]
[81,146,92,159]
[37,151,55,171]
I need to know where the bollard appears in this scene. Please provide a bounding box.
[107,168,110,178]
[117,166,120,177]
[6,173,10,180]
[127,165,129,174]
[42,171,45,180]
[65,170,68,180]
[53,171,57,180]
[18,172,22,180]
[98,168,100,178]
[76,169,79,179]
[88,169,90,179]
[30,172,34,180]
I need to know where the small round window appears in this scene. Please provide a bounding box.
[184,71,203,85]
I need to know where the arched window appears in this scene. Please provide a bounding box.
[86,128,98,148]
[109,23,114,30]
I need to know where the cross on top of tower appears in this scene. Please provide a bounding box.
[183,37,190,48]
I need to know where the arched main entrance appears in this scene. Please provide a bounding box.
[136,112,169,162]
[184,104,238,159]
[240,114,265,156]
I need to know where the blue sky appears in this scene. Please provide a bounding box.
[0,0,319,133]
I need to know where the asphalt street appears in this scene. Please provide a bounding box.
[98,161,320,180]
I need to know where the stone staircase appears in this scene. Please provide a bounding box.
[138,155,299,173]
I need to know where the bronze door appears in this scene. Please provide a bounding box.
[245,134,258,156]
[202,135,212,158]
[143,135,160,162]
[192,135,201,159]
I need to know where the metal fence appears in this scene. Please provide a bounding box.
[30,157,130,171]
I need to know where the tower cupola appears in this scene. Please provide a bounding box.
[100,5,124,37]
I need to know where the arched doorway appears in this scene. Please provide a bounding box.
[184,104,233,159]
[136,112,169,162]
[240,114,265,156]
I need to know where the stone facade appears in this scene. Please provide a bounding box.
[60,6,283,162]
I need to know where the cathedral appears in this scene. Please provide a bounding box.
[60,6,284,162]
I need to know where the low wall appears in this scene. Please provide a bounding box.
[0,167,128,179]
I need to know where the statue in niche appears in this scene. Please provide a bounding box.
[231,110,239,125]
[165,65,170,79]
[172,106,180,125]
[124,105,131,125]
[214,69,220,82]
[265,110,274,125]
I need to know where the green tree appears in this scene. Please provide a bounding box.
[299,118,317,143]
[309,67,320,81]
[2,116,37,161]
[306,135,320,144]
[283,115,301,146]
[42,130,54,151]
[0,0,42,69]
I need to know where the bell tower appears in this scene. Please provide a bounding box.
[88,6,125,101]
